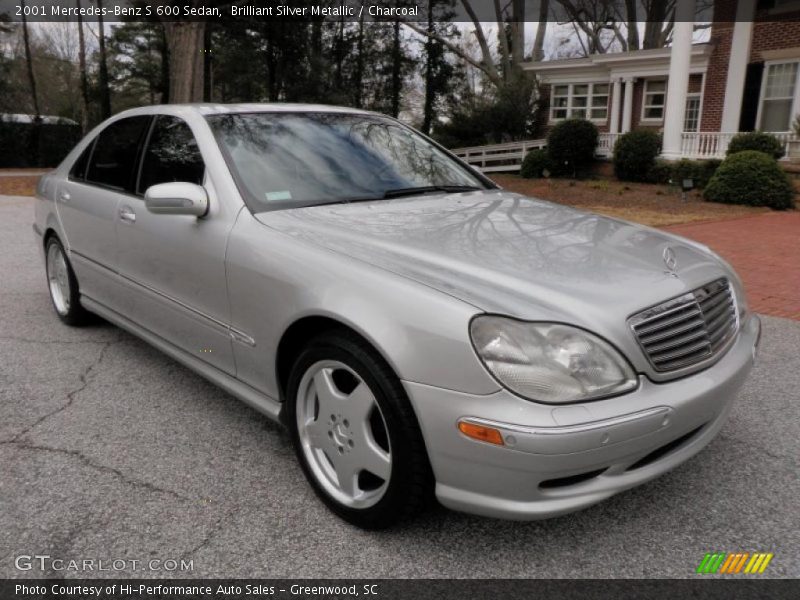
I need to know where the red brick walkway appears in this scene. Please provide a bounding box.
[665,212,800,320]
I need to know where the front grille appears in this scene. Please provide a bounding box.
[629,278,739,373]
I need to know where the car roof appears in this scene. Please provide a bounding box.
[112,103,377,120]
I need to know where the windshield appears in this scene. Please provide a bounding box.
[206,112,489,212]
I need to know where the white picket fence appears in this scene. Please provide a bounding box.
[453,131,797,173]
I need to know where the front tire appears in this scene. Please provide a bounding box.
[286,331,432,529]
[45,236,90,326]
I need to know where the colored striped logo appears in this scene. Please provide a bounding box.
[696,552,774,574]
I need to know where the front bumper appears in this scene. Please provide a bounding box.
[404,314,760,520]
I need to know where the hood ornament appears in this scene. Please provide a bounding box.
[663,246,679,277]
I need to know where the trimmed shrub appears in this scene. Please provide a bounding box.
[613,130,662,182]
[670,158,722,190]
[0,120,81,168]
[520,148,551,178]
[726,131,785,160]
[704,150,795,210]
[546,119,598,177]
[647,160,673,185]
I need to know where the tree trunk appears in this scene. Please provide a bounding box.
[20,0,40,119]
[203,24,212,102]
[96,0,111,118]
[532,0,548,62]
[510,0,525,66]
[391,20,402,118]
[625,0,640,50]
[159,24,170,103]
[422,2,435,135]
[353,13,365,108]
[164,22,206,103]
[75,0,90,131]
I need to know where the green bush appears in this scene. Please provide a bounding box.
[520,148,551,178]
[613,130,662,182]
[546,119,598,177]
[704,150,795,210]
[0,120,81,168]
[647,160,673,184]
[646,159,722,188]
[726,131,785,160]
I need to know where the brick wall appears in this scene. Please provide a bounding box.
[702,0,800,131]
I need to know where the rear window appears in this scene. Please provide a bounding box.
[86,116,151,192]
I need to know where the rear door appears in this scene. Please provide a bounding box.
[56,115,151,309]
[115,114,237,374]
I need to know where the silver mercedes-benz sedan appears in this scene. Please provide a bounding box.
[34,104,760,528]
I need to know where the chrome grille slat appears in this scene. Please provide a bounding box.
[634,307,703,336]
[630,278,739,374]
[638,317,706,344]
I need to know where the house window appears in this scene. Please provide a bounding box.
[642,80,666,120]
[684,94,701,132]
[551,83,609,121]
[758,61,798,131]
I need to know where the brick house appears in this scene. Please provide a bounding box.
[520,0,800,160]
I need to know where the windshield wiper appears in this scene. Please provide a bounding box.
[381,185,482,199]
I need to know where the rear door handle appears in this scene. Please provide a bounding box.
[119,206,136,223]
[59,191,71,202]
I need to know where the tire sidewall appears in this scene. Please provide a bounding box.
[45,237,85,326]
[285,334,428,529]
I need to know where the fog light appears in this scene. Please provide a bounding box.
[458,421,504,446]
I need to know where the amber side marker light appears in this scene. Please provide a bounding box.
[458,421,505,446]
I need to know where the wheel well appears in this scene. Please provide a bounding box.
[275,316,378,402]
[43,228,58,247]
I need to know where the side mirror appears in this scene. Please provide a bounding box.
[144,182,208,217]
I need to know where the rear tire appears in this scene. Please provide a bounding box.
[286,330,433,529]
[45,236,90,326]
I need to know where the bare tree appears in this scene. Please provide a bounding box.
[19,0,40,119]
[76,0,90,131]
[96,0,111,118]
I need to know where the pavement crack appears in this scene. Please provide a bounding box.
[180,509,236,561]
[9,336,120,442]
[2,439,192,502]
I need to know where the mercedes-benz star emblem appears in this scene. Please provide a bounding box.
[663,246,678,273]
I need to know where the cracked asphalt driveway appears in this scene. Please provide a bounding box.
[1,195,799,579]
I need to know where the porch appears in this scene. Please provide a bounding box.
[451,132,799,173]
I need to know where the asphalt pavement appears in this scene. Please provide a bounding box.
[1,195,798,579]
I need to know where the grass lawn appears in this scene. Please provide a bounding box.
[491,174,773,228]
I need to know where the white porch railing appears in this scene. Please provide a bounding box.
[681,131,797,159]
[451,139,546,173]
[596,132,622,158]
[453,132,798,173]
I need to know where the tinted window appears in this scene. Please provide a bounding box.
[138,116,205,194]
[69,140,95,181]
[86,116,150,192]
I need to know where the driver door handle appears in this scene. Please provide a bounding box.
[59,191,71,202]
[119,206,136,223]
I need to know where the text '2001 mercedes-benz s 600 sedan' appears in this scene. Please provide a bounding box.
[34,104,760,529]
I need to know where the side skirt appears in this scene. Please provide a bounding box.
[81,295,284,424]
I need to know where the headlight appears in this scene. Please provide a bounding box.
[470,316,638,404]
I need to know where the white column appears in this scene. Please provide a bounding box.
[720,1,757,132]
[661,0,696,160]
[610,78,622,133]
[621,78,635,133]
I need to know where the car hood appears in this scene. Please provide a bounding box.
[255,190,732,325]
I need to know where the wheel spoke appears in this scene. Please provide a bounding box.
[333,456,359,497]
[304,417,326,448]
[313,368,343,414]
[359,439,391,481]
[347,382,377,424]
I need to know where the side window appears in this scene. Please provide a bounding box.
[69,139,95,181]
[86,116,151,192]
[138,116,205,194]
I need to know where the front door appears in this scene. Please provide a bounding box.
[115,115,237,375]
